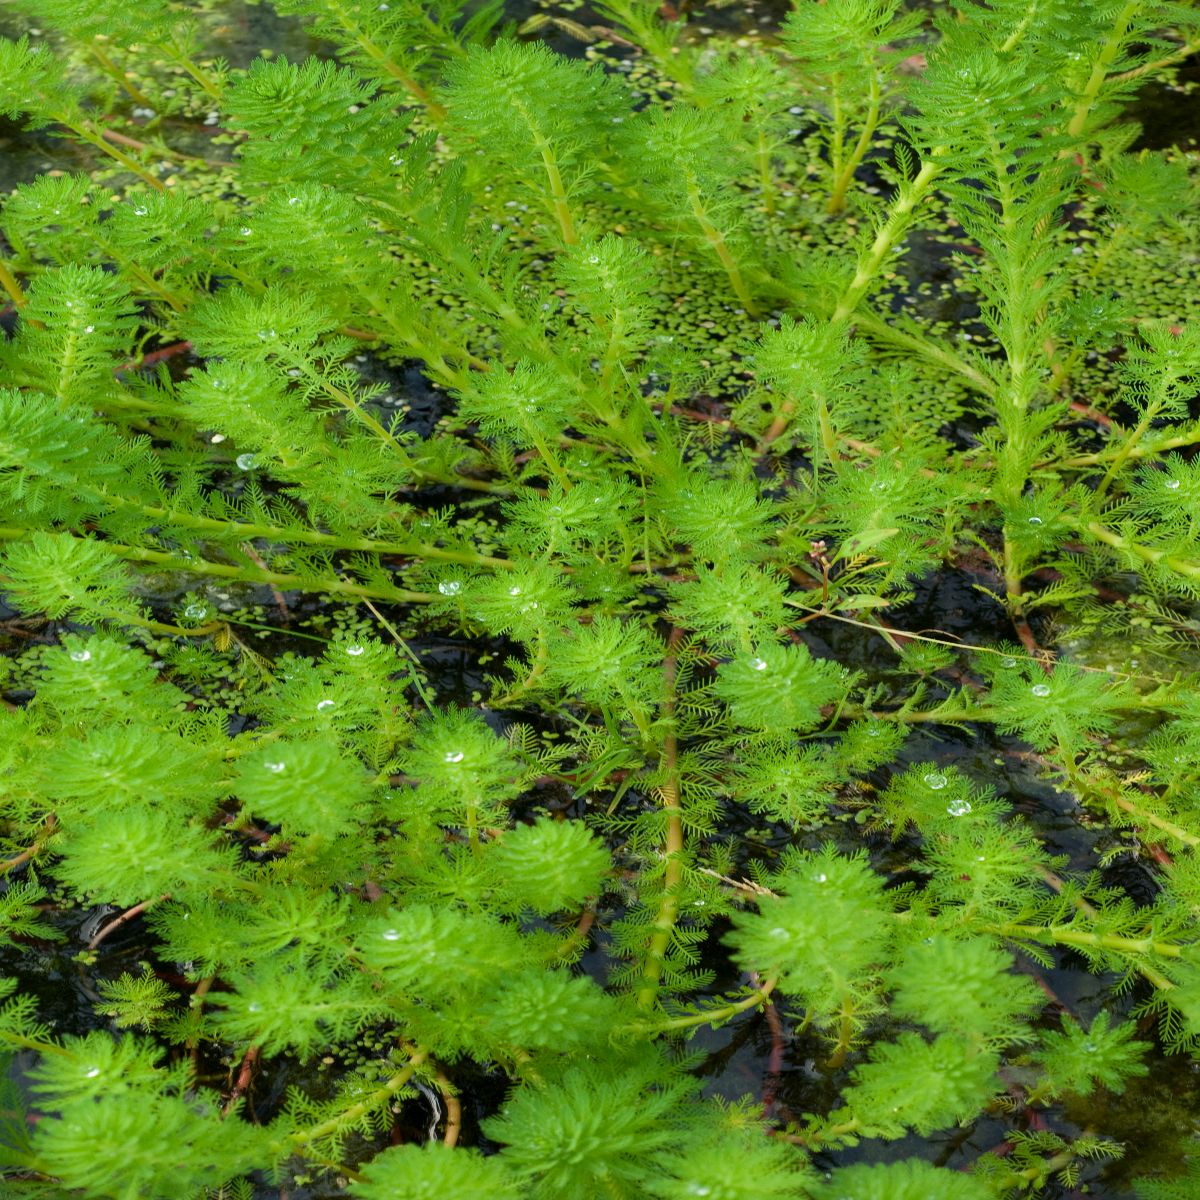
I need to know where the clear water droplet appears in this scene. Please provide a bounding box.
[814,873,828,883]
[1027,516,1043,526]
[1083,1040,1097,1053]
[588,255,600,264]
[444,750,464,763]
[870,480,888,493]
[769,927,789,938]
[316,699,336,712]
[345,644,365,656]
[287,196,300,205]
[70,650,91,663]
[247,1002,262,1013]
[184,603,208,619]
[867,725,881,737]
[264,761,286,773]
[381,928,401,941]
[236,453,257,470]
[239,227,251,236]
[1001,657,1017,668]
[133,206,148,216]
[437,580,462,596]
[84,1067,101,1078]
[1165,479,1181,490]
[83,325,95,334]
[924,773,948,790]
[749,656,768,671]
[1031,683,1051,697]
[947,798,972,817]
[508,586,522,597]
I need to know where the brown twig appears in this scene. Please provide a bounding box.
[99,127,215,165]
[222,1044,260,1117]
[88,893,170,949]
[434,1068,461,1147]
[754,970,786,1119]
[0,818,57,875]
[115,340,192,373]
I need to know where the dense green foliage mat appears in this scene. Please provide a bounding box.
[2,0,1200,1196]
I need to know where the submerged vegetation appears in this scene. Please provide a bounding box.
[1,0,1200,1195]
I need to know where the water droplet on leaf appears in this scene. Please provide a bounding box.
[444,750,464,763]
[924,773,948,790]
[70,650,91,663]
[947,798,972,816]
[1031,683,1051,697]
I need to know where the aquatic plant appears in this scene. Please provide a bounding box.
[0,0,1200,1195]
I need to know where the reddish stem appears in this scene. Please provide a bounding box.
[88,893,169,949]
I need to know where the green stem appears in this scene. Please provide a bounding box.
[1109,37,1200,85]
[0,526,435,604]
[824,991,857,1069]
[1093,406,1162,501]
[849,307,996,397]
[0,259,27,309]
[78,490,514,568]
[633,975,779,1033]
[162,51,224,102]
[756,128,776,215]
[831,153,944,322]
[1003,528,1025,615]
[87,42,154,107]
[1065,1,1141,139]
[828,79,846,205]
[684,177,759,316]
[826,68,881,215]
[530,430,574,492]
[69,119,168,191]
[1063,429,1200,467]
[287,1048,429,1149]
[322,0,445,117]
[992,922,1183,960]
[637,633,685,1010]
[510,98,577,245]
[1085,520,1200,583]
